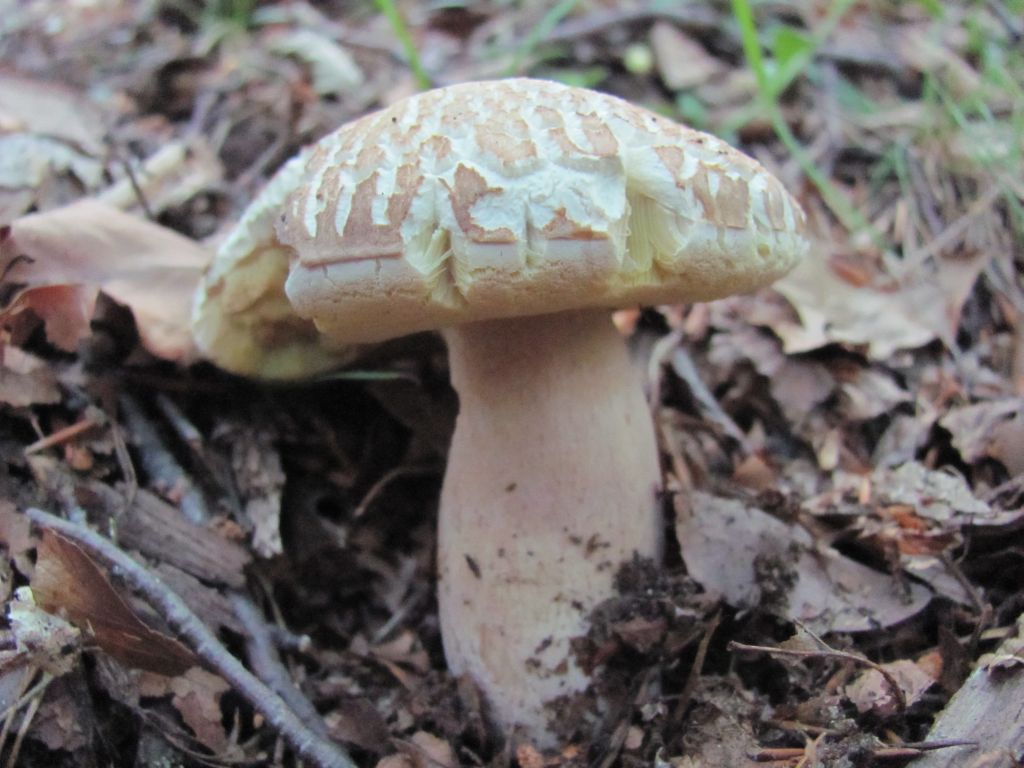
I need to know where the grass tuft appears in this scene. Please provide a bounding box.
[373,0,432,91]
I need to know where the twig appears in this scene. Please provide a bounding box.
[729,640,907,713]
[229,593,328,738]
[650,330,752,453]
[353,464,442,519]
[23,416,103,455]
[154,394,203,453]
[4,672,49,768]
[119,394,210,524]
[671,611,721,723]
[25,507,358,768]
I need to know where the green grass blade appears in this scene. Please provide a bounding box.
[504,0,581,77]
[373,0,431,90]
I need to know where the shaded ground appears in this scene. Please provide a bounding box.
[0,1,1022,767]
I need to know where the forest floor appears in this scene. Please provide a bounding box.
[0,1,1022,766]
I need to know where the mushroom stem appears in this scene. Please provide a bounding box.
[438,308,663,744]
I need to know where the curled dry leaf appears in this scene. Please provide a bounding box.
[845,658,936,717]
[676,492,931,633]
[772,253,986,360]
[139,667,233,754]
[940,398,1024,476]
[31,528,198,676]
[0,199,209,361]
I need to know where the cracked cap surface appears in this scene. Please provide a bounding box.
[193,78,809,377]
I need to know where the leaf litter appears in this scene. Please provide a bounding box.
[0,1,1021,767]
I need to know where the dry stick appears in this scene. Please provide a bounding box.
[671,611,721,724]
[25,508,357,768]
[728,641,907,713]
[352,464,441,519]
[23,416,103,455]
[119,394,210,524]
[229,593,329,739]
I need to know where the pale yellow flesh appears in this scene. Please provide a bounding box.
[438,309,662,744]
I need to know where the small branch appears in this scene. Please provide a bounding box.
[229,593,328,738]
[119,394,210,524]
[672,611,721,723]
[353,464,441,519]
[25,508,357,768]
[729,640,907,713]
[23,415,103,455]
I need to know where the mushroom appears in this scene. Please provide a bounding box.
[193,78,808,744]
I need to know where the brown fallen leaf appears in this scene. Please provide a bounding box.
[0,72,107,155]
[324,696,392,753]
[845,658,936,717]
[0,73,108,221]
[9,586,81,677]
[0,344,58,407]
[0,199,209,361]
[772,253,987,360]
[407,730,457,768]
[139,668,233,754]
[649,22,725,91]
[26,675,93,755]
[941,399,1024,475]
[676,493,932,633]
[31,529,198,676]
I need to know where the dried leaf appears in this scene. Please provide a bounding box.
[873,462,993,524]
[170,668,232,753]
[32,529,198,676]
[375,756,415,768]
[0,346,61,406]
[845,658,936,717]
[772,256,979,359]
[9,586,81,676]
[837,367,911,421]
[28,675,92,754]
[369,630,431,675]
[941,399,1024,475]
[224,426,285,558]
[270,29,364,95]
[0,199,209,361]
[650,22,724,91]
[0,500,35,560]
[0,73,106,154]
[325,696,392,752]
[676,493,931,633]
[409,731,457,768]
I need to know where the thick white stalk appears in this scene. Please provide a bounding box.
[438,309,662,745]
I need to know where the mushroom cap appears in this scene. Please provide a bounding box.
[192,150,356,378]
[194,78,808,373]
